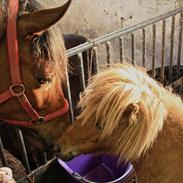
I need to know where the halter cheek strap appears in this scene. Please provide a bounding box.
[0,0,69,126]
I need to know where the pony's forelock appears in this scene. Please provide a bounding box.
[77,63,169,161]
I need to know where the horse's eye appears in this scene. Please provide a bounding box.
[36,77,52,84]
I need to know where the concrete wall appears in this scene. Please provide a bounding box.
[45,0,183,69]
[59,0,183,38]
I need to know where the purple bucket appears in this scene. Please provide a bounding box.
[58,154,134,183]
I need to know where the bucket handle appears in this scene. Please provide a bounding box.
[73,163,134,183]
[73,172,96,183]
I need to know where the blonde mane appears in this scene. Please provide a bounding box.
[77,63,183,161]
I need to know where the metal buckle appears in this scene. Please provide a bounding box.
[31,116,45,125]
[10,84,25,97]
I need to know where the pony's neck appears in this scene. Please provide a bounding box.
[164,94,183,126]
[133,94,183,183]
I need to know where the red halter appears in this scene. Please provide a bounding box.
[0,0,69,126]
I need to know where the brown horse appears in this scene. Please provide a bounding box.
[0,0,72,166]
[56,63,183,183]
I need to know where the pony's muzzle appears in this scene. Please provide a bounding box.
[53,144,77,161]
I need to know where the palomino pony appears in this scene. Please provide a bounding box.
[0,0,72,167]
[56,63,183,183]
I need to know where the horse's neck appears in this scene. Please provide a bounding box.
[134,97,183,183]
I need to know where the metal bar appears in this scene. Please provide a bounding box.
[17,158,56,183]
[131,33,135,65]
[181,79,183,97]
[65,68,74,123]
[169,15,175,83]
[0,137,8,166]
[142,28,146,67]
[106,42,112,67]
[78,53,86,90]
[152,24,156,78]
[92,47,99,74]
[177,12,183,76]
[43,152,47,164]
[67,7,183,57]
[16,129,31,173]
[119,37,124,63]
[161,19,166,82]
[119,17,125,63]
[85,50,91,80]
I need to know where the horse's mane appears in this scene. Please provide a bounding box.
[0,1,6,25]
[1,0,68,86]
[77,63,183,161]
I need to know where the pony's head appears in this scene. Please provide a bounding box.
[0,0,71,150]
[56,63,168,161]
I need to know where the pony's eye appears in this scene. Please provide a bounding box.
[96,122,103,131]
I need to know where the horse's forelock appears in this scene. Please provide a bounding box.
[0,1,5,22]
[48,26,68,86]
[0,0,7,38]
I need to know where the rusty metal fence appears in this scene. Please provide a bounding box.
[65,7,183,123]
[0,7,182,182]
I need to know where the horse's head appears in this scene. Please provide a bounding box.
[0,0,71,150]
[55,63,167,161]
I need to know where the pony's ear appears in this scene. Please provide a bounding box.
[18,0,71,37]
[123,103,140,126]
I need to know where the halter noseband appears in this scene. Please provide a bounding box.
[0,0,69,126]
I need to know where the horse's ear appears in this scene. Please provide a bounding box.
[18,0,71,37]
[123,103,140,126]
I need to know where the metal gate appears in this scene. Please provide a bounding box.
[66,7,183,122]
[0,7,182,183]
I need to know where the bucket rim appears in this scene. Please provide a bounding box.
[58,154,134,183]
